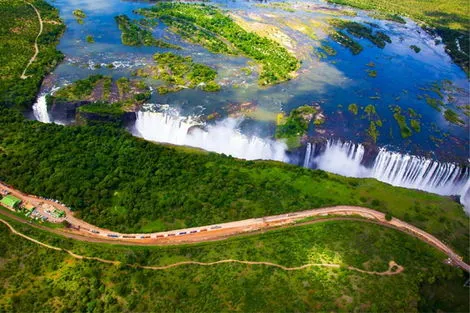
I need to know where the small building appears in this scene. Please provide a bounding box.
[24,203,36,212]
[0,195,22,210]
[24,203,35,217]
[52,209,65,218]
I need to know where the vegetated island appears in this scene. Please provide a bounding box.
[134,52,221,94]
[275,105,323,149]
[329,18,392,49]
[115,14,180,49]
[72,9,86,24]
[136,3,300,86]
[46,74,150,123]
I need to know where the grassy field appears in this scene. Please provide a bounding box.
[327,0,469,73]
[0,0,64,109]
[0,215,468,312]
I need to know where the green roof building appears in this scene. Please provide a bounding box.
[0,195,21,209]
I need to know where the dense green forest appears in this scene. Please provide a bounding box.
[0,0,64,110]
[0,108,468,261]
[137,3,300,85]
[327,0,470,74]
[0,216,468,312]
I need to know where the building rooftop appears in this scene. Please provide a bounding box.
[0,195,21,208]
[24,203,35,211]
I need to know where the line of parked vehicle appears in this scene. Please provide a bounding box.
[69,225,224,240]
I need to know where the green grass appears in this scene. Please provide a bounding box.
[0,107,468,261]
[0,215,467,312]
[0,0,64,109]
[137,3,300,86]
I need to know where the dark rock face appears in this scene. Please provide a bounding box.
[77,111,136,127]
[360,142,379,167]
[289,137,380,168]
[47,98,136,127]
[49,100,90,124]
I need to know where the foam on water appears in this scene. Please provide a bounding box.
[32,94,51,123]
[304,140,470,212]
[133,110,288,161]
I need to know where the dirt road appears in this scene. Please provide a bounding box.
[20,1,43,79]
[1,181,468,273]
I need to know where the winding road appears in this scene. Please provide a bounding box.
[20,1,43,79]
[1,181,469,273]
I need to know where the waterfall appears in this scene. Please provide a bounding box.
[371,149,469,196]
[460,179,470,212]
[133,110,288,161]
[303,143,312,168]
[308,140,369,177]
[32,94,51,123]
[304,139,470,212]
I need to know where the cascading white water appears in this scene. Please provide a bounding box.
[371,149,468,195]
[133,110,288,161]
[460,179,470,211]
[303,143,312,168]
[32,94,51,123]
[306,140,369,177]
[304,139,470,212]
